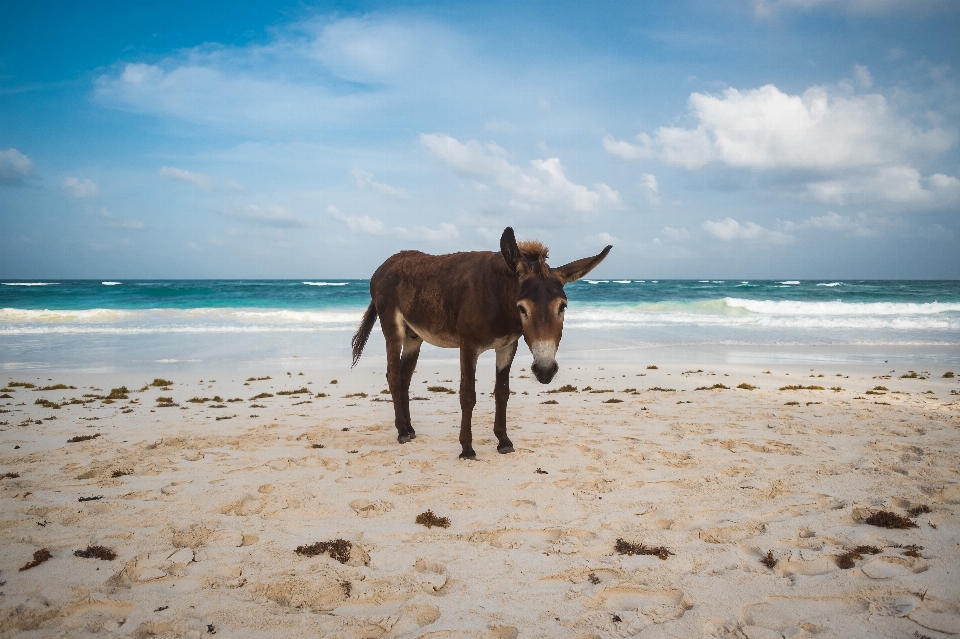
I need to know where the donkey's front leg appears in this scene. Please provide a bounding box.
[458,346,479,459]
[493,340,518,453]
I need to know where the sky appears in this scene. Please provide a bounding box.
[1,0,959,279]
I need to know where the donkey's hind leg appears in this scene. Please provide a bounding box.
[399,331,423,439]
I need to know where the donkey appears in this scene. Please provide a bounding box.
[351,227,611,459]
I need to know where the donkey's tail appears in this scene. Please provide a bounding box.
[351,301,378,368]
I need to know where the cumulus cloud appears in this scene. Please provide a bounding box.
[351,168,410,199]
[602,134,653,160]
[421,133,620,218]
[605,83,959,208]
[0,148,34,185]
[703,217,793,244]
[62,177,99,198]
[221,204,308,227]
[160,166,214,191]
[328,205,459,242]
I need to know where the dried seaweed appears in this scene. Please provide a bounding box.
[648,387,675,392]
[779,385,825,390]
[427,386,456,394]
[588,573,600,584]
[111,469,132,478]
[695,384,729,391]
[546,384,578,393]
[295,539,352,564]
[646,365,658,370]
[74,545,117,560]
[150,378,173,387]
[311,443,325,449]
[865,510,918,529]
[760,550,777,568]
[535,468,548,474]
[907,504,931,517]
[19,548,52,571]
[246,376,271,381]
[835,545,881,569]
[415,510,451,529]
[737,383,757,390]
[67,433,100,443]
[78,495,103,502]
[540,399,559,404]
[277,387,310,395]
[36,383,76,391]
[900,544,924,558]
[614,538,672,560]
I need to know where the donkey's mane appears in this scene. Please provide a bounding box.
[517,240,549,277]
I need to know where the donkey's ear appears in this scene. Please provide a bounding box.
[555,245,612,283]
[500,227,522,276]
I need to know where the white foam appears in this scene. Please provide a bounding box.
[613,280,632,284]
[303,281,348,286]
[723,297,960,316]
[817,282,842,287]
[2,282,58,286]
[102,281,121,286]
[778,280,800,285]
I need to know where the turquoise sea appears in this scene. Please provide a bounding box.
[2,279,959,372]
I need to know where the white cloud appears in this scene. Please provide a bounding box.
[62,177,99,198]
[605,83,959,208]
[853,64,873,89]
[160,166,214,191]
[328,205,458,242]
[640,173,661,206]
[421,133,620,218]
[0,148,33,185]
[703,217,794,244]
[222,204,308,227]
[597,232,618,244]
[602,134,653,160]
[351,168,410,199]
[224,179,244,192]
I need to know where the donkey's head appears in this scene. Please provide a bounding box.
[500,227,612,384]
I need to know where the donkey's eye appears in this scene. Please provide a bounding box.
[558,302,567,314]
[517,304,528,317]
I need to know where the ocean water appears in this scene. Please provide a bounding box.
[2,279,959,372]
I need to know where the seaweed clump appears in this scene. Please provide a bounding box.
[546,384,578,394]
[415,510,451,529]
[295,539,352,564]
[20,548,53,571]
[737,383,757,390]
[427,386,456,394]
[865,510,918,529]
[695,384,729,391]
[277,387,310,395]
[780,385,825,391]
[67,433,100,443]
[614,538,672,560]
[150,378,174,387]
[541,399,559,405]
[835,545,881,569]
[74,545,117,560]
[603,398,623,403]
[760,550,777,569]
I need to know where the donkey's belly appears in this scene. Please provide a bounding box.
[401,316,460,349]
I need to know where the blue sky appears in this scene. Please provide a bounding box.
[2,0,959,279]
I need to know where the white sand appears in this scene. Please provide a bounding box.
[1,359,959,638]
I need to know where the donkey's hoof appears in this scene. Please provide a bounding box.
[398,435,410,444]
[407,431,417,440]
[497,445,515,454]
[458,449,477,460]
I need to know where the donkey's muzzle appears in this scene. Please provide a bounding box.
[531,360,558,384]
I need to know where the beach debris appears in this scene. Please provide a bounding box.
[34,398,64,409]
[780,385,825,390]
[614,538,672,560]
[311,443,325,449]
[250,392,273,400]
[74,545,117,560]
[900,371,927,379]
[156,396,178,407]
[277,387,310,395]
[150,378,173,387]
[330,379,338,384]
[155,606,168,612]
[343,392,368,398]
[646,365,658,370]
[295,539,352,564]
[9,382,36,388]
[246,376,271,381]
[1,472,20,479]
[695,384,729,391]
[535,468,548,474]
[78,495,103,502]
[648,387,676,392]
[315,392,328,398]
[603,398,623,403]
[944,371,955,378]
[907,504,931,517]
[427,386,456,394]
[20,548,53,571]
[899,544,924,558]
[546,384,578,393]
[830,386,843,392]
[588,573,600,584]
[111,469,132,478]
[35,383,76,391]
[835,545,881,569]
[207,623,216,634]
[67,433,100,443]
[865,510,917,529]
[737,383,757,390]
[760,550,777,569]
[415,510,451,529]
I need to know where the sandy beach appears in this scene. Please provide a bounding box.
[2,355,958,639]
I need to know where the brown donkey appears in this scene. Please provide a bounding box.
[351,227,611,459]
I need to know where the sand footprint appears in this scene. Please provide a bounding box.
[414,558,448,593]
[349,498,393,518]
